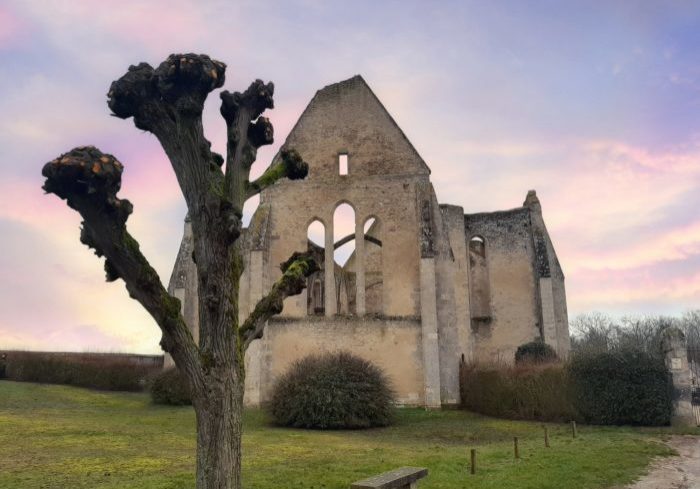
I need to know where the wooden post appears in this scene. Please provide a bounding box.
[513,436,520,459]
[470,448,476,475]
[543,426,550,448]
[571,420,577,438]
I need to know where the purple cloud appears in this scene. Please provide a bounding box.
[1,0,698,352]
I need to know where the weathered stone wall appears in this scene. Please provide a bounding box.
[258,75,432,319]
[463,207,541,363]
[551,265,570,357]
[461,192,571,363]
[525,191,571,358]
[661,328,695,426]
[426,189,461,405]
[246,316,425,406]
[440,204,473,363]
[467,238,491,319]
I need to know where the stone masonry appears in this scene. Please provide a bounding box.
[661,327,695,426]
[168,75,571,407]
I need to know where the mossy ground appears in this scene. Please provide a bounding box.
[0,380,696,489]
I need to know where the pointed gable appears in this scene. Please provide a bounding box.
[272,75,431,180]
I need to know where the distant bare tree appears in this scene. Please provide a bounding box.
[571,310,700,359]
[570,311,617,354]
[680,310,700,363]
[41,54,319,489]
[617,315,675,355]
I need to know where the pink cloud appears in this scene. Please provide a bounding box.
[2,1,698,354]
[117,139,183,209]
[0,5,25,49]
[583,139,700,174]
[0,323,128,352]
[565,220,700,273]
[417,135,700,316]
[570,270,700,310]
[13,0,209,58]
[0,179,82,238]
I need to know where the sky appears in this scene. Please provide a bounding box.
[0,0,698,353]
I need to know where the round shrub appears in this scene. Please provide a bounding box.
[568,349,672,426]
[150,367,192,405]
[268,351,395,429]
[515,340,558,364]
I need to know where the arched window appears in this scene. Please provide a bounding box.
[468,235,491,321]
[306,219,325,315]
[333,203,356,314]
[363,217,383,314]
[333,203,355,266]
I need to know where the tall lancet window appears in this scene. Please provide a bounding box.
[306,219,325,315]
[333,203,355,314]
[468,236,491,321]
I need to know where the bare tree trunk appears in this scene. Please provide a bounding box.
[194,373,245,489]
[191,242,245,489]
[42,54,318,489]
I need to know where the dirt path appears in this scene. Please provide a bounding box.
[623,436,700,489]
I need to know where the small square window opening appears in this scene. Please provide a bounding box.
[339,153,348,175]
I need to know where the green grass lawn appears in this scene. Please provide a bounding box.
[0,381,696,489]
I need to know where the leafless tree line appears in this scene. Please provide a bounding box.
[570,310,700,360]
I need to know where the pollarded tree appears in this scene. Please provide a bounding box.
[41,54,318,489]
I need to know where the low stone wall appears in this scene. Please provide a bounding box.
[245,316,425,406]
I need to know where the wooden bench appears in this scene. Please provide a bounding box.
[350,467,428,489]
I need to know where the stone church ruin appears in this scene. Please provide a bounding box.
[169,75,570,408]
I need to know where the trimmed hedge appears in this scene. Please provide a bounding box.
[515,340,558,364]
[2,351,158,391]
[150,367,192,405]
[460,362,577,422]
[268,351,395,429]
[0,353,6,378]
[569,349,673,426]
[460,349,673,426]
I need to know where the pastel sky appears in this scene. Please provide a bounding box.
[1,1,698,353]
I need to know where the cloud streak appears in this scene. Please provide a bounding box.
[1,0,698,352]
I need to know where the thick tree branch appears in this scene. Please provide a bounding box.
[220,80,275,209]
[107,54,227,224]
[240,252,319,350]
[41,146,204,389]
[245,149,309,200]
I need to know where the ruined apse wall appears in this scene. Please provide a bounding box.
[462,192,570,362]
[463,206,541,363]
